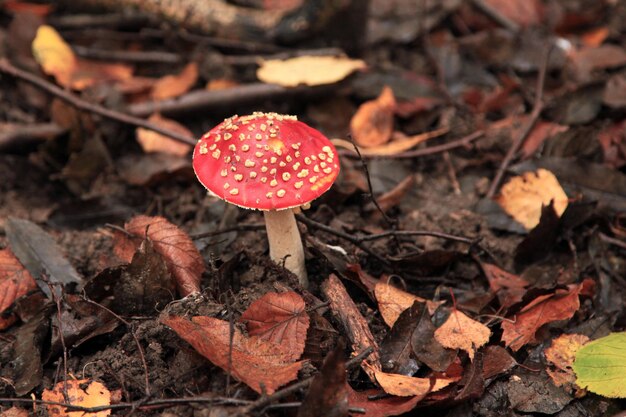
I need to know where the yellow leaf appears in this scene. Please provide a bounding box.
[496,169,568,230]
[42,379,111,417]
[434,308,491,361]
[374,370,456,397]
[32,25,76,87]
[374,281,443,327]
[136,114,193,156]
[257,55,366,87]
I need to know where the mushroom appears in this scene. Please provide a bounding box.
[192,112,340,288]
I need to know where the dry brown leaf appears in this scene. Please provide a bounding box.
[332,128,448,156]
[483,0,542,27]
[42,379,111,417]
[350,86,396,147]
[152,62,199,100]
[374,175,415,212]
[206,78,239,90]
[375,281,444,327]
[0,406,30,417]
[240,291,309,362]
[257,55,366,87]
[346,385,423,417]
[545,333,589,387]
[32,25,132,90]
[501,280,592,351]
[32,25,76,87]
[0,248,38,330]
[434,308,491,361]
[114,215,203,296]
[161,315,303,394]
[136,114,193,156]
[480,262,529,309]
[374,370,456,397]
[496,169,568,230]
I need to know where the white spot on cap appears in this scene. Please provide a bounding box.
[282,172,291,181]
[234,174,243,181]
[212,150,221,159]
[277,189,286,197]
[245,159,255,167]
[220,169,228,177]
[229,188,239,195]
[295,181,303,189]
[297,169,310,178]
[250,171,258,179]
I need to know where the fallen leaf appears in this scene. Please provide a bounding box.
[257,55,366,87]
[597,120,626,168]
[4,1,53,16]
[545,333,589,387]
[480,262,529,308]
[152,62,199,100]
[375,281,443,327]
[9,309,49,395]
[409,302,456,372]
[374,370,456,397]
[332,128,448,156]
[346,386,422,417]
[0,248,38,330]
[135,114,193,156]
[161,315,303,394]
[206,78,239,90]
[455,352,485,401]
[371,175,415,213]
[603,73,626,109]
[31,25,76,87]
[570,45,626,80]
[514,201,560,266]
[580,27,609,47]
[42,379,111,417]
[344,264,378,299]
[240,291,309,362]
[380,301,422,375]
[114,215,203,296]
[520,121,569,159]
[297,342,348,417]
[0,406,30,417]
[350,86,396,147]
[481,345,517,380]
[573,332,626,398]
[6,217,82,299]
[482,0,543,27]
[496,168,569,230]
[501,281,591,351]
[434,308,491,360]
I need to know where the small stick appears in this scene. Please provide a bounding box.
[72,45,181,64]
[486,46,552,199]
[469,0,520,32]
[0,58,195,146]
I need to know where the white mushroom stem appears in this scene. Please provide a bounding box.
[263,209,308,288]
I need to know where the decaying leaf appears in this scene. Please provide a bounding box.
[379,301,421,375]
[346,386,422,417]
[375,281,443,327]
[0,248,38,330]
[374,370,456,397]
[42,378,111,417]
[152,62,199,100]
[114,215,203,296]
[332,128,448,156]
[350,86,396,147]
[32,25,132,90]
[545,333,589,387]
[161,315,303,394]
[434,308,491,360]
[135,114,193,156]
[240,291,309,361]
[257,55,366,87]
[410,302,457,372]
[573,332,626,398]
[501,280,593,351]
[496,169,569,230]
[482,345,517,380]
[480,262,529,309]
[482,0,543,27]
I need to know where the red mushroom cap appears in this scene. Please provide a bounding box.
[193,112,340,211]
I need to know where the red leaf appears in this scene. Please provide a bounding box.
[161,315,303,394]
[346,386,422,417]
[114,216,203,296]
[0,248,37,330]
[240,291,309,362]
[480,262,529,309]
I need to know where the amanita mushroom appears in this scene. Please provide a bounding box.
[192,112,340,288]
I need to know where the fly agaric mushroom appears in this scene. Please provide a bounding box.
[193,112,339,288]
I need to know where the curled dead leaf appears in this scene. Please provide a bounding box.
[350,86,396,148]
[152,62,199,100]
[136,114,193,156]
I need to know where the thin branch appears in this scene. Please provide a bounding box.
[486,46,552,198]
[72,45,181,64]
[0,58,195,146]
[469,0,520,32]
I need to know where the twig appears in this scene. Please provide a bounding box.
[237,347,374,416]
[357,230,475,245]
[486,46,552,199]
[72,45,181,64]
[0,58,195,146]
[190,224,265,239]
[442,151,461,194]
[0,122,65,151]
[469,0,520,32]
[340,130,484,160]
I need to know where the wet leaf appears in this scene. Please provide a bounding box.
[135,114,193,156]
[374,370,456,397]
[257,55,365,87]
[114,215,203,296]
[41,379,111,417]
[161,315,303,394]
[410,302,456,372]
[297,342,348,417]
[350,86,396,147]
[0,248,38,330]
[6,217,82,299]
[573,332,626,398]
[434,308,490,360]
[345,386,422,417]
[496,169,568,230]
[501,280,592,351]
[240,291,309,362]
[375,281,443,327]
[545,333,589,387]
[152,62,199,100]
[480,262,528,309]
